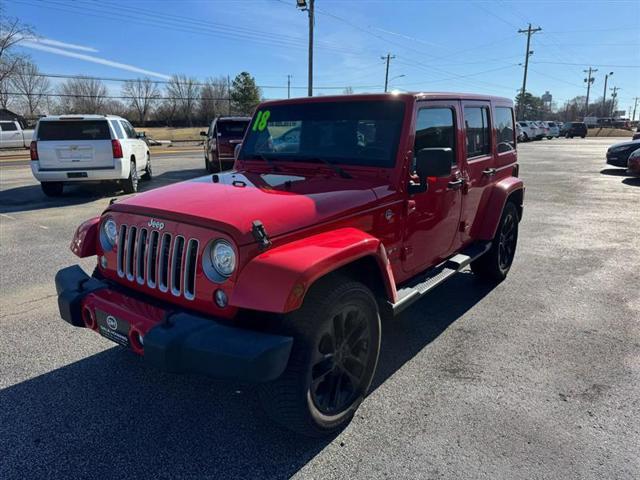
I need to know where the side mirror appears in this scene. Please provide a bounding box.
[200,131,207,136]
[409,148,453,194]
[234,143,242,160]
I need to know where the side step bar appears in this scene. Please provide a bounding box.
[391,242,491,315]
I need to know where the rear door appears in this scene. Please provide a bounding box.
[218,120,249,158]
[36,119,114,169]
[0,122,23,148]
[120,120,145,163]
[458,101,495,244]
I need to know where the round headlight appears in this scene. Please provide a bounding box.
[100,218,118,251]
[203,240,236,282]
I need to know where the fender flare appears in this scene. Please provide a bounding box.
[70,216,100,258]
[474,177,524,240]
[230,227,397,313]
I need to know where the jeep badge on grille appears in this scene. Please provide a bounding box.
[148,219,165,230]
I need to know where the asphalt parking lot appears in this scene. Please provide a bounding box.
[1,139,638,479]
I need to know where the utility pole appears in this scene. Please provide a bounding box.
[296,0,314,96]
[381,53,396,93]
[609,86,620,117]
[632,97,639,122]
[517,23,542,120]
[227,74,231,115]
[287,74,291,99]
[602,71,613,117]
[583,67,597,117]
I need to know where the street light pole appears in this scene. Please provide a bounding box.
[602,71,613,117]
[296,0,314,97]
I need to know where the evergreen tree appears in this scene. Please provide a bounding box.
[230,72,261,115]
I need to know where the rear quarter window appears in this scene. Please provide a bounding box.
[1,122,18,131]
[37,120,111,141]
[494,107,515,153]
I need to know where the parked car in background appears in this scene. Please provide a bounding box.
[201,116,251,173]
[563,122,587,138]
[632,127,640,141]
[557,121,564,132]
[543,121,560,138]
[0,120,34,148]
[533,121,548,139]
[55,92,524,437]
[30,115,151,197]
[627,148,640,176]
[606,139,640,168]
[517,121,536,141]
[516,123,524,142]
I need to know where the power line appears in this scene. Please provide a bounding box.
[532,61,640,68]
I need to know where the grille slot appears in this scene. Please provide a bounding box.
[147,230,159,288]
[117,225,127,277]
[136,228,148,285]
[184,239,199,300]
[114,224,198,301]
[171,236,185,296]
[125,226,137,281]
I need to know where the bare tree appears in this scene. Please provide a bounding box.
[0,14,32,85]
[122,78,159,125]
[166,74,200,126]
[11,59,50,116]
[199,76,229,123]
[58,77,108,113]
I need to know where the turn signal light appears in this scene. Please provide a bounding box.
[111,139,123,159]
[29,141,38,160]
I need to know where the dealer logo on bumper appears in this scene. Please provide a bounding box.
[106,315,118,330]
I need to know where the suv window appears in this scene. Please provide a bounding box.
[110,120,124,139]
[37,120,111,140]
[1,122,18,131]
[494,107,515,153]
[464,107,491,158]
[121,121,137,139]
[414,107,456,164]
[217,120,249,137]
[240,101,406,168]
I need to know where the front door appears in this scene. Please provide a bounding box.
[402,102,463,276]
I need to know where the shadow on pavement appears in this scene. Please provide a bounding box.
[599,168,628,177]
[0,168,207,214]
[621,176,640,187]
[0,271,494,480]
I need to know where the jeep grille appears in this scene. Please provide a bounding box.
[116,224,199,300]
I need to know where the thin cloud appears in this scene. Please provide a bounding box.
[22,36,99,52]
[18,40,171,80]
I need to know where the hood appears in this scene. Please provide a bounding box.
[609,139,640,150]
[109,170,384,245]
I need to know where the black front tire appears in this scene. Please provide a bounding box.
[259,276,381,437]
[41,182,64,197]
[122,160,139,194]
[471,201,519,282]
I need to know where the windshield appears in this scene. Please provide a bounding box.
[217,120,249,136]
[239,100,406,168]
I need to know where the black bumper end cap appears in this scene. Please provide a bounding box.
[55,265,107,327]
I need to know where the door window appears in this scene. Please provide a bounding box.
[1,122,18,131]
[464,107,491,158]
[121,121,137,139]
[110,120,124,139]
[414,107,456,165]
[494,107,515,153]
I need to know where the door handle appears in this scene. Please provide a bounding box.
[447,178,464,190]
[482,168,497,176]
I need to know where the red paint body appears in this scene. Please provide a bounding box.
[72,92,524,330]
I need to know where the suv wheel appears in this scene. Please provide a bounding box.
[122,160,139,194]
[471,201,519,282]
[141,153,152,181]
[259,276,381,437]
[207,152,221,173]
[41,182,64,197]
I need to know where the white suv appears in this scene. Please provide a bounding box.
[30,115,151,197]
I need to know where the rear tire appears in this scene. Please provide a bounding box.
[141,153,152,181]
[259,276,381,437]
[207,152,221,173]
[471,201,519,282]
[122,160,139,194]
[41,182,63,197]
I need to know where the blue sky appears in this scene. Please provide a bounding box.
[6,0,640,114]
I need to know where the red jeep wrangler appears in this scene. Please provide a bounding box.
[56,93,523,436]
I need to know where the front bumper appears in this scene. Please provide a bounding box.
[55,265,293,383]
[606,154,629,168]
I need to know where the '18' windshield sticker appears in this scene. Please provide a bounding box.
[252,110,271,132]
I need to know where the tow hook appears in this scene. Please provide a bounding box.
[252,220,272,250]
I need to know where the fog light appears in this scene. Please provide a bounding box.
[100,255,107,268]
[214,289,228,308]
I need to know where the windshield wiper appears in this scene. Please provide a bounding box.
[306,157,352,179]
[247,153,281,172]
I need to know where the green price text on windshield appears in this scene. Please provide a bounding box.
[252,110,271,132]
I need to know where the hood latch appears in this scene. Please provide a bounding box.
[252,220,272,250]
